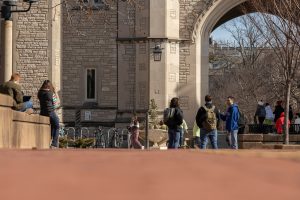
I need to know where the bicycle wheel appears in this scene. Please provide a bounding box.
[98,133,106,148]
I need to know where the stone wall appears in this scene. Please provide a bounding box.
[179,0,215,40]
[61,0,118,123]
[14,0,50,105]
[239,134,300,149]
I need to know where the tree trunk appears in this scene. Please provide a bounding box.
[284,81,291,145]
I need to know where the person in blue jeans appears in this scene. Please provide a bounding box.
[195,95,220,149]
[38,80,60,148]
[220,96,240,149]
[164,97,183,149]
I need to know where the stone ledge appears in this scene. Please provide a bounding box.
[274,145,300,150]
[238,134,263,142]
[238,142,263,149]
[263,134,283,142]
[289,135,300,142]
[262,144,277,149]
[0,94,13,107]
[13,111,50,125]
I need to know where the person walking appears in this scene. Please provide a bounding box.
[221,96,239,149]
[289,105,294,122]
[275,112,290,134]
[264,103,274,125]
[195,95,220,149]
[273,101,284,123]
[264,103,274,133]
[254,101,266,125]
[163,97,183,149]
[129,115,143,149]
[0,73,33,113]
[192,121,200,148]
[294,113,300,133]
[179,119,188,147]
[38,80,60,148]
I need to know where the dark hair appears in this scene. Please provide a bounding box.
[265,103,270,106]
[277,100,282,105]
[170,97,180,108]
[40,80,55,92]
[205,95,212,102]
[227,96,235,100]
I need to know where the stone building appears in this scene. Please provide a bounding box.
[0,0,259,126]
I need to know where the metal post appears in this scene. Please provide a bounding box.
[1,20,13,82]
[145,111,149,149]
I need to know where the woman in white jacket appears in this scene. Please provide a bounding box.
[264,103,274,125]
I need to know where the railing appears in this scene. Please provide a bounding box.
[59,126,131,149]
[247,124,300,134]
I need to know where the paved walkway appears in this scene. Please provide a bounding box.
[0,150,300,200]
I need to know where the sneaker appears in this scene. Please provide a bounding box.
[141,146,145,150]
[25,108,34,115]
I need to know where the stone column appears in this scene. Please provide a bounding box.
[49,0,62,118]
[1,20,13,82]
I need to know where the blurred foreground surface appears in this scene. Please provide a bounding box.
[0,150,300,200]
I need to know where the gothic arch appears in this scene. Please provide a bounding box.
[192,0,248,42]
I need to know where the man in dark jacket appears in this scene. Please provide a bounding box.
[254,101,266,125]
[0,73,33,112]
[221,96,239,149]
[196,95,220,149]
[164,97,183,149]
[273,101,284,123]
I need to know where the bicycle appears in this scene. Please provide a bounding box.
[93,126,106,148]
[108,128,123,148]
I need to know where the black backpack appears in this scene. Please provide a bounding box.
[238,109,246,127]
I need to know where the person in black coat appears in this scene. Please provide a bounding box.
[38,80,60,148]
[164,97,183,149]
[273,101,284,123]
[289,105,294,122]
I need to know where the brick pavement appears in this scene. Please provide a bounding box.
[0,150,300,200]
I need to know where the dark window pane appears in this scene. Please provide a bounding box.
[87,69,96,99]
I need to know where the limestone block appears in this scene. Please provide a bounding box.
[263,134,283,142]
[238,134,263,142]
[11,121,50,149]
[0,94,13,107]
[238,142,263,149]
[274,145,300,150]
[13,111,49,124]
[0,107,12,148]
[262,144,277,149]
[289,135,300,142]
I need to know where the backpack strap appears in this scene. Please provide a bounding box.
[203,105,215,111]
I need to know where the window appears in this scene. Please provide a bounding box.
[86,69,96,100]
[83,0,104,7]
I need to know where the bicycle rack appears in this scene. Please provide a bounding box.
[80,127,89,139]
[65,127,76,141]
[121,128,131,149]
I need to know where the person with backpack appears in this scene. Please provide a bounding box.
[254,101,266,125]
[195,95,220,149]
[220,96,240,149]
[163,97,183,149]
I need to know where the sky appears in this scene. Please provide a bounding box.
[211,28,233,42]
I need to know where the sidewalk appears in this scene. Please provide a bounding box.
[0,150,300,200]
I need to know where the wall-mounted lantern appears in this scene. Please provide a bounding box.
[152,45,164,62]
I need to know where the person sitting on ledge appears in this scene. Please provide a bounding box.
[0,73,33,114]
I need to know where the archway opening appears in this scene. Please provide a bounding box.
[194,0,300,125]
